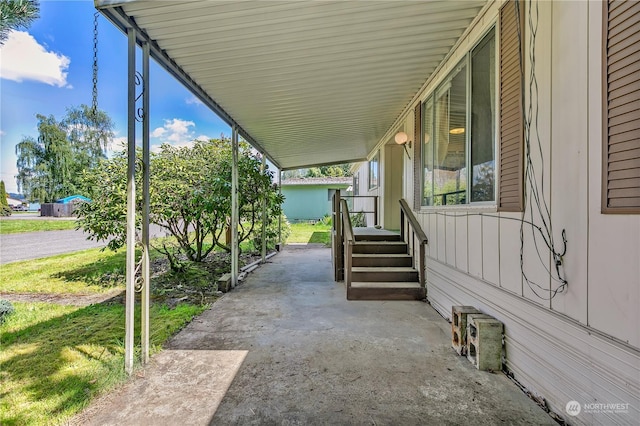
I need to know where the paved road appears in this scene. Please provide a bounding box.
[0,225,168,264]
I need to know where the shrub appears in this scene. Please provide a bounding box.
[0,299,15,323]
[350,211,366,227]
[319,214,332,226]
[251,214,291,251]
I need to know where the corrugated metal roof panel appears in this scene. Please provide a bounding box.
[96,0,488,170]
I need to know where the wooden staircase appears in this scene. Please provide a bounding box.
[347,232,425,301]
[332,195,428,301]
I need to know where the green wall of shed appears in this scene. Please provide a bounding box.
[281,185,348,221]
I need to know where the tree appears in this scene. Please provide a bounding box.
[15,105,114,202]
[0,180,11,216]
[305,167,322,178]
[0,0,39,45]
[62,105,114,184]
[76,138,285,268]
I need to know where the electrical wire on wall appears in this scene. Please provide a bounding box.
[420,0,568,301]
[517,0,568,300]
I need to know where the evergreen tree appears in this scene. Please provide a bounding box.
[0,180,11,216]
[0,0,39,45]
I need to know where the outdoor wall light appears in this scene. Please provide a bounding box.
[394,131,411,147]
[394,131,411,158]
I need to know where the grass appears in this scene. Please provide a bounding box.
[0,242,219,424]
[0,248,127,294]
[0,223,314,424]
[0,219,78,234]
[0,301,206,425]
[288,222,331,245]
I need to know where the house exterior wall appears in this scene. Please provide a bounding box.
[281,184,348,221]
[352,152,382,226]
[356,1,640,424]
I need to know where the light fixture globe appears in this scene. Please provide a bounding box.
[394,131,409,145]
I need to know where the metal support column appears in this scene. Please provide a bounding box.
[231,126,239,287]
[260,153,267,263]
[140,41,150,365]
[124,27,136,376]
[277,170,282,245]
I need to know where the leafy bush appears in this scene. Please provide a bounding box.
[319,214,332,227]
[350,211,366,227]
[0,299,15,323]
[251,213,291,251]
[76,138,284,266]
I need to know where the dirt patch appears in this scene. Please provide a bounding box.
[1,251,275,307]
[0,289,123,306]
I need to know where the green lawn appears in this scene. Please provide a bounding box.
[0,248,127,294]
[288,222,331,245]
[0,222,330,424]
[0,301,205,425]
[0,245,213,425]
[0,219,78,234]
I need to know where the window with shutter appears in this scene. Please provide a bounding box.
[602,0,640,213]
[419,29,495,207]
[497,0,525,212]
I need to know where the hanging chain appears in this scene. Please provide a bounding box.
[92,12,99,115]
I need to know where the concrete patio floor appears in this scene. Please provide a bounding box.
[74,245,556,425]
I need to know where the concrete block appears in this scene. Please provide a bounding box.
[466,313,504,371]
[451,305,482,355]
[217,273,232,293]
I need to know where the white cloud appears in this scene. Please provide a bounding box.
[0,164,19,193]
[0,130,5,136]
[150,118,198,146]
[108,136,128,152]
[186,96,204,106]
[0,31,70,88]
[150,127,166,138]
[195,134,210,142]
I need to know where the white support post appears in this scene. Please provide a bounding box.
[231,126,239,287]
[277,170,282,246]
[141,41,150,365]
[260,153,267,263]
[124,27,136,376]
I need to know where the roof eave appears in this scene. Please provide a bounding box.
[94,2,283,170]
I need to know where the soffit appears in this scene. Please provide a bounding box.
[97,0,487,170]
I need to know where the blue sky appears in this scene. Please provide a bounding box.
[0,0,231,193]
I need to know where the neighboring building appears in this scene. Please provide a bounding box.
[41,195,91,217]
[56,195,91,204]
[6,197,23,208]
[281,177,351,222]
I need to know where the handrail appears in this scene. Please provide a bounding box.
[399,199,428,244]
[340,199,354,291]
[340,199,355,244]
[341,194,379,226]
[399,198,428,291]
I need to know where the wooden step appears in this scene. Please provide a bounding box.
[347,282,425,301]
[354,233,402,242]
[352,241,407,254]
[351,266,418,282]
[352,253,413,267]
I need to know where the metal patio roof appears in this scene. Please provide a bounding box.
[96,0,488,170]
